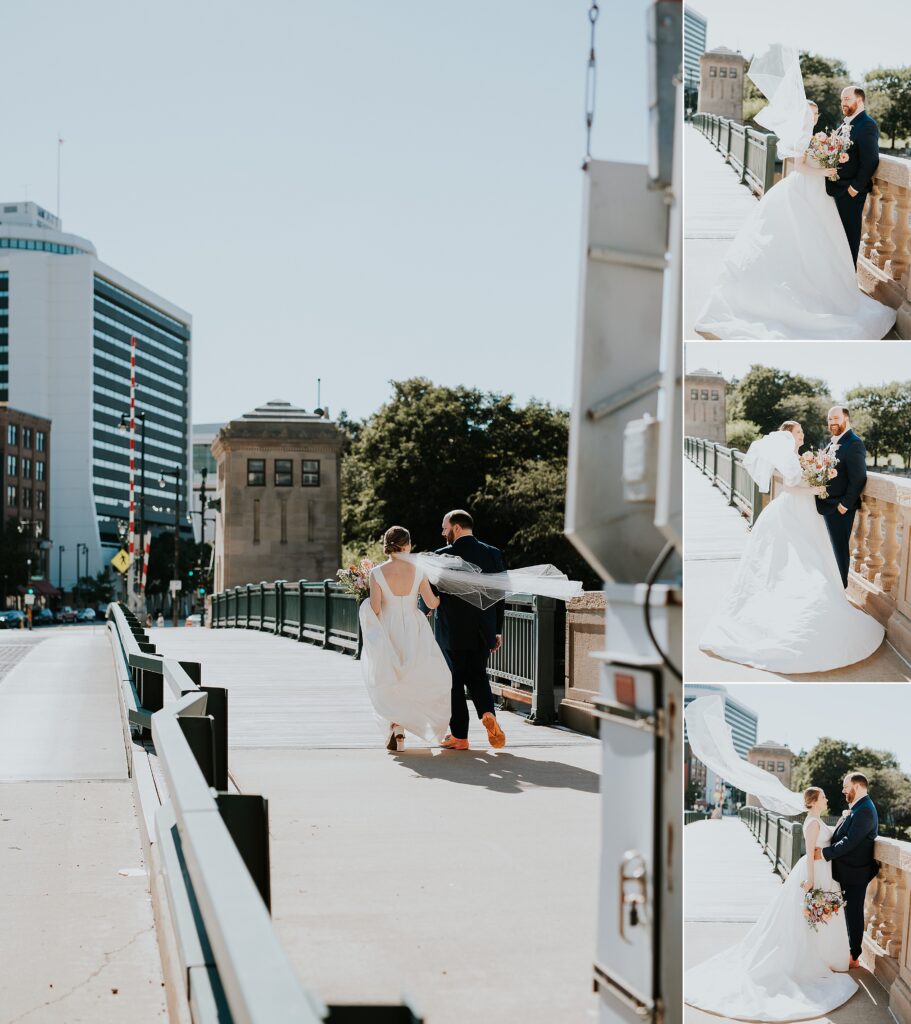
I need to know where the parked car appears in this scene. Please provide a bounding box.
[95,603,111,620]
[57,606,78,624]
[33,608,55,627]
[0,610,26,629]
[75,608,96,623]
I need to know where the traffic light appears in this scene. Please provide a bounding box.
[197,586,206,597]
[26,587,34,596]
[188,569,195,579]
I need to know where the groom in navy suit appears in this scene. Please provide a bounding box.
[825,86,880,267]
[815,407,867,588]
[814,772,879,966]
[431,509,507,751]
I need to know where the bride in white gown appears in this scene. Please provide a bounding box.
[694,45,896,341]
[699,422,884,673]
[685,697,857,1021]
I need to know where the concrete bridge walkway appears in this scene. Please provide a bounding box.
[151,626,600,1024]
[0,626,166,1023]
[685,816,892,1024]
[684,458,911,682]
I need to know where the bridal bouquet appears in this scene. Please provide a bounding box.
[799,448,839,497]
[336,560,374,602]
[803,887,846,931]
[806,125,853,178]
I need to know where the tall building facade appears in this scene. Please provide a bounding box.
[683,6,707,115]
[1,406,52,583]
[698,47,747,121]
[0,201,192,588]
[685,369,726,443]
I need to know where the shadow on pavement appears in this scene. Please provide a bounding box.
[393,748,600,795]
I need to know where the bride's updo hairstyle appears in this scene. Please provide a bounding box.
[803,786,824,809]
[383,526,411,554]
[779,420,801,434]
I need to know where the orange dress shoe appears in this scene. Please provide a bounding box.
[440,735,469,750]
[481,712,506,749]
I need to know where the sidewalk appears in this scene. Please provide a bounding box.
[685,817,892,1024]
[0,629,166,1022]
[684,459,911,681]
[684,125,758,338]
[153,627,600,1024]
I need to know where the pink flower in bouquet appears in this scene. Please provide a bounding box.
[828,468,838,479]
[839,152,850,163]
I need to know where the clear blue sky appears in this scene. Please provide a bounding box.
[706,684,911,773]
[691,0,911,80]
[4,0,652,423]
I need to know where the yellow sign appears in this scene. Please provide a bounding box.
[111,549,131,574]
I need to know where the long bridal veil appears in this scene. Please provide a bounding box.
[742,431,803,492]
[685,696,805,815]
[749,44,813,159]
[401,553,583,610]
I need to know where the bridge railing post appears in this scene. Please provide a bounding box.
[323,580,333,649]
[260,582,266,631]
[245,584,252,629]
[763,134,778,196]
[530,596,556,725]
[298,580,306,643]
[275,580,285,636]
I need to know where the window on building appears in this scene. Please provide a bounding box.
[23,488,32,509]
[36,431,46,452]
[709,66,717,77]
[6,484,16,507]
[22,457,31,479]
[711,390,719,400]
[280,501,288,544]
[275,459,292,487]
[701,389,709,400]
[757,760,765,770]
[7,424,17,445]
[690,388,699,399]
[247,459,265,486]
[730,68,738,79]
[35,520,44,537]
[719,67,728,78]
[253,498,261,543]
[7,454,16,476]
[301,459,320,487]
[36,490,45,511]
[778,762,785,772]
[22,428,32,449]
[35,461,45,482]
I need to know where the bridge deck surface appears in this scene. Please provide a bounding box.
[152,626,599,1023]
[685,817,892,1023]
[0,627,166,1022]
[684,459,911,681]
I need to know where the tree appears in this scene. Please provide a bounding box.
[0,517,32,602]
[773,394,830,449]
[865,67,911,148]
[728,366,829,437]
[799,52,850,133]
[339,378,600,588]
[725,420,761,453]
[845,382,911,468]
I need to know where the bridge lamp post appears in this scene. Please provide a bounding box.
[159,465,181,627]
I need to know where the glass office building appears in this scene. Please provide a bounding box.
[683,6,707,114]
[0,201,192,587]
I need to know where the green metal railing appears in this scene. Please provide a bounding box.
[210,582,566,725]
[692,112,779,197]
[684,810,710,825]
[739,806,842,879]
[684,436,765,525]
[107,603,422,1024]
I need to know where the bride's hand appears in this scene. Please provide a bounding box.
[825,168,839,179]
[801,881,813,892]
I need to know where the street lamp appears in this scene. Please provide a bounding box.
[118,409,147,588]
[58,544,66,592]
[76,542,88,599]
[159,464,181,626]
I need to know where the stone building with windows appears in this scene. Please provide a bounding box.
[685,368,726,442]
[211,401,343,592]
[1,407,52,579]
[746,741,796,808]
[697,46,747,121]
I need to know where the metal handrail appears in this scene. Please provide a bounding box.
[107,604,321,1024]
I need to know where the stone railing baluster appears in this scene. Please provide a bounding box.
[865,498,885,584]
[882,501,901,593]
[852,500,871,574]
[876,182,897,271]
[890,185,911,285]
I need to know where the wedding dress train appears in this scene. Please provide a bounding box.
[358,564,451,742]
[699,433,885,673]
[694,164,896,340]
[685,818,857,1021]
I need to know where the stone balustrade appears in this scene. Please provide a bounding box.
[558,592,606,736]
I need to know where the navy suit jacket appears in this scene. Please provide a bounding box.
[432,535,506,652]
[815,430,867,516]
[822,794,879,887]
[825,109,879,197]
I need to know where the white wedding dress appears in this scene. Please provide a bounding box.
[685,818,857,1021]
[694,160,896,340]
[358,564,452,742]
[699,433,885,672]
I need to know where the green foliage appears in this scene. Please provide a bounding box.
[864,67,911,147]
[728,366,829,437]
[846,382,911,467]
[792,737,911,826]
[799,52,850,133]
[0,517,32,596]
[341,539,385,570]
[725,419,761,453]
[74,572,115,604]
[773,394,831,449]
[339,378,600,589]
[146,533,211,597]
